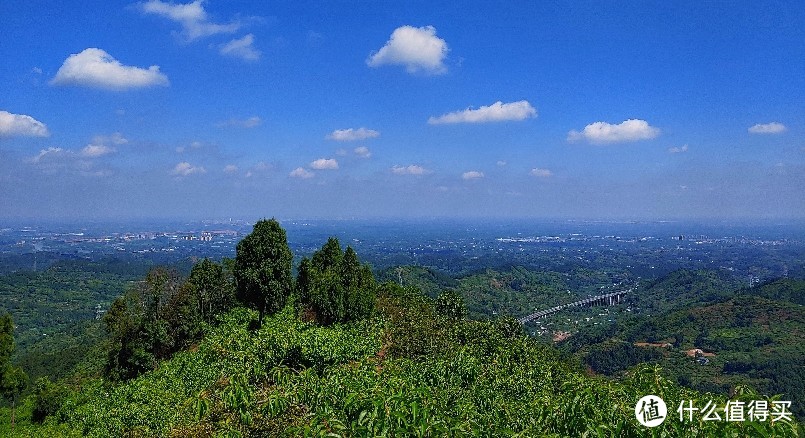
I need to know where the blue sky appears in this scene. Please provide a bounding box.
[1,1,803,221]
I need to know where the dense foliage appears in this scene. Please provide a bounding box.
[234,219,294,324]
[103,260,235,382]
[563,277,805,417]
[0,264,136,351]
[297,238,376,325]
[4,293,799,436]
[0,313,27,428]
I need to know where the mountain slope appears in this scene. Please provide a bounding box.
[9,287,799,437]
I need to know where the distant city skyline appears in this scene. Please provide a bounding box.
[1,1,803,220]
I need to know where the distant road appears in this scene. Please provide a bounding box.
[518,289,630,324]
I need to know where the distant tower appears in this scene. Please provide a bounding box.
[396,267,404,286]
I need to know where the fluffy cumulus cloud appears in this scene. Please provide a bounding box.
[171,161,206,176]
[218,34,261,61]
[0,110,50,137]
[216,115,261,128]
[289,167,314,179]
[140,0,241,41]
[391,164,429,175]
[367,25,448,74]
[567,119,660,144]
[530,168,553,177]
[51,48,169,90]
[354,146,372,158]
[79,132,127,157]
[748,122,787,134]
[326,127,380,142]
[428,101,537,125]
[462,171,484,180]
[310,158,338,170]
[668,144,689,154]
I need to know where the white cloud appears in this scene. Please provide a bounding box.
[462,171,484,180]
[223,164,238,174]
[0,110,50,137]
[218,34,261,61]
[367,25,448,75]
[326,127,380,141]
[391,164,429,175]
[171,161,206,176]
[497,160,507,167]
[51,48,169,90]
[567,119,660,144]
[530,168,553,177]
[289,167,314,179]
[140,0,241,41]
[748,122,786,134]
[310,158,338,170]
[83,132,127,157]
[216,115,261,128]
[354,146,372,158]
[26,147,109,176]
[30,147,65,163]
[668,144,689,154]
[428,100,537,125]
[80,144,115,158]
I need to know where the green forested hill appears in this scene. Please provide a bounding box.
[3,290,800,437]
[380,265,624,320]
[0,264,137,351]
[631,269,743,314]
[564,278,805,417]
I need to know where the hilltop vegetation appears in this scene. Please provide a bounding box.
[5,290,800,436]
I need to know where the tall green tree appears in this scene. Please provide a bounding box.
[234,219,294,325]
[0,313,28,429]
[103,267,184,380]
[297,238,376,325]
[185,258,234,324]
[341,246,376,322]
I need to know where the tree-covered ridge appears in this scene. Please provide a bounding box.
[0,266,135,351]
[632,269,744,313]
[7,291,800,437]
[381,265,620,320]
[564,278,805,417]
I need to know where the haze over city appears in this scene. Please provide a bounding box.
[1,1,803,220]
